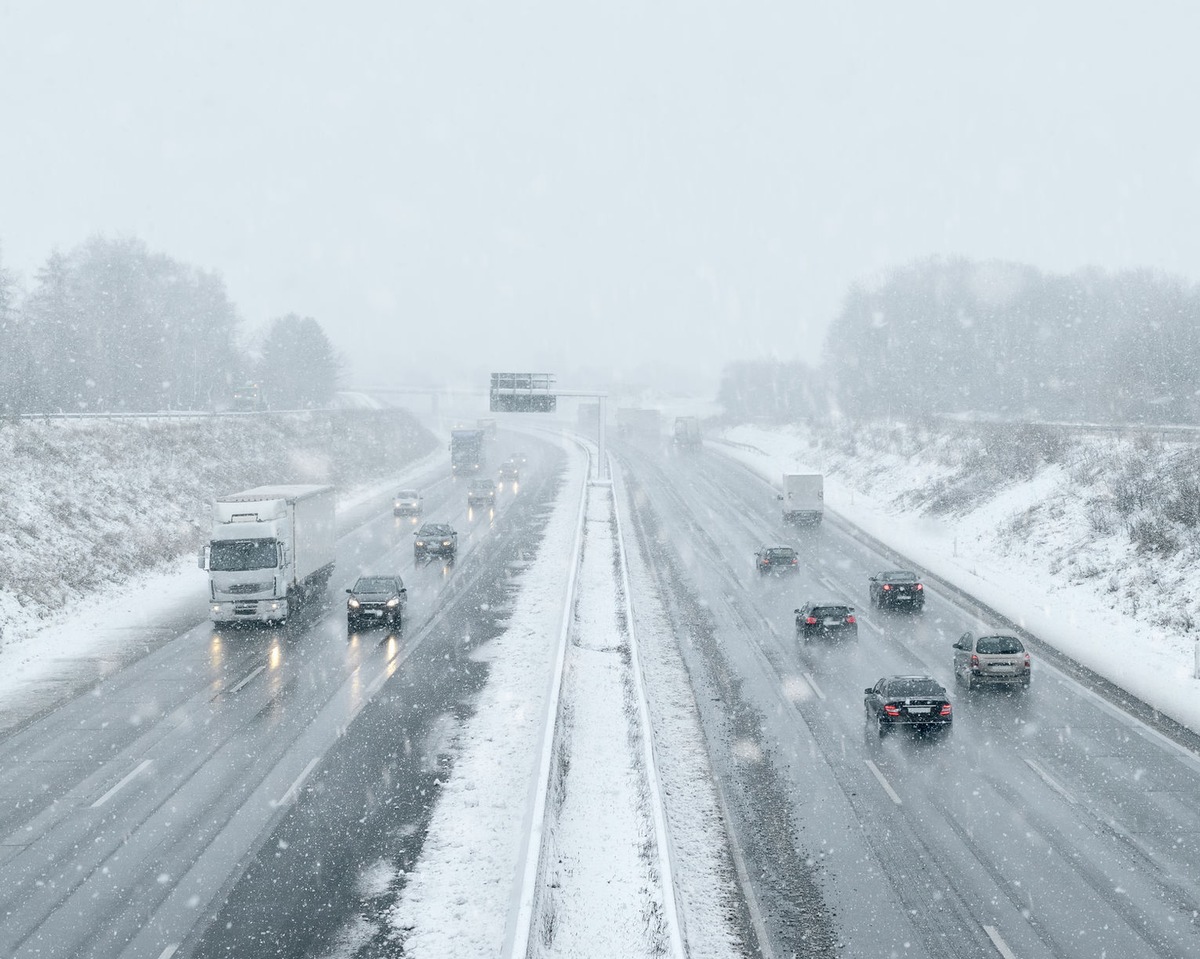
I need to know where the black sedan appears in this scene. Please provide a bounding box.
[868,570,925,610]
[755,545,799,575]
[414,523,458,561]
[346,575,406,629]
[795,603,858,642]
[864,675,953,737]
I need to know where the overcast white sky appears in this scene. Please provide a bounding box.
[2,2,1199,392]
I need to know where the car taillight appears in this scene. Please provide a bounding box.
[939,703,952,716]
[845,615,856,624]
[761,559,769,565]
[1024,653,1031,670]
[805,616,817,625]
[791,557,798,565]
[882,584,892,591]
[970,654,980,670]
[884,705,901,716]
[915,583,923,591]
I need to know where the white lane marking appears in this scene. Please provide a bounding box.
[228,664,266,693]
[156,946,179,959]
[983,924,1019,959]
[860,616,884,635]
[817,575,840,594]
[802,672,826,701]
[275,756,320,808]
[1023,758,1076,805]
[91,759,153,808]
[864,759,902,805]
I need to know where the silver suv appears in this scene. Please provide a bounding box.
[953,632,1031,690]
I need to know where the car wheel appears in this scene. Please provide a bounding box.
[876,717,889,738]
[347,617,356,630]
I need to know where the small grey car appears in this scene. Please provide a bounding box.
[953,631,1031,690]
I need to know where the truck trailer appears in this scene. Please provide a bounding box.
[781,474,824,525]
[450,428,486,474]
[200,484,337,624]
[673,416,702,451]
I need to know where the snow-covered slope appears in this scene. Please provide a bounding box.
[0,412,437,642]
[716,420,1200,734]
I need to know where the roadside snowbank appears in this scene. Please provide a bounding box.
[716,422,1200,734]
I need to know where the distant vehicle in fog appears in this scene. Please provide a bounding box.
[450,428,486,475]
[869,570,925,610]
[780,474,823,525]
[346,575,406,629]
[498,458,520,482]
[754,545,798,575]
[468,478,496,508]
[231,382,268,412]
[673,416,702,451]
[393,489,423,517]
[414,523,457,562]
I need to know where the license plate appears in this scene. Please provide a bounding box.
[368,610,382,617]
[991,665,1014,673]
[908,706,932,714]
[824,618,841,626]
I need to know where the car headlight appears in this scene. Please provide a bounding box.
[442,540,452,546]
[386,597,400,608]
[415,540,425,547]
[347,598,360,609]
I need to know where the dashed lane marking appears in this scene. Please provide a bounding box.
[802,672,826,700]
[1023,758,1077,805]
[983,924,1019,959]
[91,759,152,809]
[863,759,902,805]
[228,664,266,693]
[275,756,320,808]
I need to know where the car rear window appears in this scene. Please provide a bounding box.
[768,548,795,558]
[881,570,918,582]
[977,635,1024,654]
[887,679,944,697]
[811,606,851,619]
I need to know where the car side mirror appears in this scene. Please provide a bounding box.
[864,687,874,695]
[793,608,801,614]
[776,493,783,500]
[346,588,353,594]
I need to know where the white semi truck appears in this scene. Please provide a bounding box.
[200,484,337,624]
[781,474,824,525]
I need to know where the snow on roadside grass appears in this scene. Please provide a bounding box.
[716,422,1200,735]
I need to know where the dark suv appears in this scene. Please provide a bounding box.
[795,603,858,642]
[869,570,925,610]
[346,575,406,629]
[755,545,799,575]
[414,523,458,562]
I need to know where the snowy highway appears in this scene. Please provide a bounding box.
[2,428,1200,958]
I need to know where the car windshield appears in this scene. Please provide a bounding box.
[977,635,1024,654]
[888,679,944,698]
[397,490,419,499]
[471,481,493,490]
[881,570,918,582]
[811,607,850,618]
[353,577,395,593]
[420,525,450,536]
[209,539,277,572]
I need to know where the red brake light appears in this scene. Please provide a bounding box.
[1024,653,1031,669]
[791,557,798,565]
[884,705,901,716]
[914,583,923,591]
[761,559,769,565]
[970,654,979,668]
[940,703,952,716]
[805,616,817,625]
[882,583,892,591]
[846,615,856,624]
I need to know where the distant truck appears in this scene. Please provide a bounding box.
[673,416,702,451]
[200,485,336,624]
[450,428,486,475]
[780,474,824,525]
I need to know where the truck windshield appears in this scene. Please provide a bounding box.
[210,539,278,571]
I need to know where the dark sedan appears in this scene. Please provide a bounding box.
[869,570,925,610]
[795,603,858,642]
[755,545,799,575]
[864,675,953,737]
[346,575,406,629]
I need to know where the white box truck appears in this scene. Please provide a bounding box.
[200,484,337,624]
[781,474,824,525]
